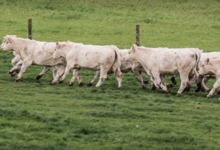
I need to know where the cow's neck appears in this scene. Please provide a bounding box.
[12,38,30,54]
[62,43,75,57]
[134,48,152,68]
[210,60,220,74]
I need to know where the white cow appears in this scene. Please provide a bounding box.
[198,58,220,99]
[53,42,122,87]
[195,52,220,93]
[0,35,67,83]
[9,50,83,86]
[9,51,54,79]
[124,44,199,94]
[84,49,148,89]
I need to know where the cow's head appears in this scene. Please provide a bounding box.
[124,44,137,61]
[198,58,212,76]
[1,35,15,51]
[53,42,65,59]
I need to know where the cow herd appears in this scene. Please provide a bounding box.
[1,35,220,99]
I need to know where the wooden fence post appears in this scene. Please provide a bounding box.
[136,24,140,46]
[28,18,32,40]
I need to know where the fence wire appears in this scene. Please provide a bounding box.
[0,20,220,49]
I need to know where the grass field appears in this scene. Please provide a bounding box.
[1,0,220,149]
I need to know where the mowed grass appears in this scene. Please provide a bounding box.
[0,0,220,149]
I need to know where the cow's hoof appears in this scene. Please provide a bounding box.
[36,75,43,80]
[14,79,19,82]
[79,82,83,86]
[167,84,175,88]
[143,80,149,84]
[49,82,56,85]
[87,83,93,86]
[11,73,16,77]
[184,86,190,93]
[217,91,220,95]
[194,88,200,92]
[69,83,73,86]
[151,86,156,91]
[142,85,146,89]
[59,80,63,84]
[201,88,206,92]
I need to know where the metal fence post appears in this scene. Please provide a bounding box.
[28,18,32,40]
[136,24,140,46]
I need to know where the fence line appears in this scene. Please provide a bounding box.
[1,16,220,31]
[1,22,220,33]
[0,27,219,39]
[0,19,220,49]
[1,20,220,32]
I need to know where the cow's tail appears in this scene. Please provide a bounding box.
[112,46,122,87]
[196,49,202,71]
[192,51,200,79]
[112,46,121,70]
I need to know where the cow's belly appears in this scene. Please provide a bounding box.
[72,62,101,71]
[32,57,65,66]
[121,68,131,73]
[159,69,179,75]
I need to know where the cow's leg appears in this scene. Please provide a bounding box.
[143,72,157,90]
[201,78,210,92]
[207,78,220,98]
[9,60,22,74]
[50,65,66,85]
[10,55,21,76]
[87,71,100,86]
[51,66,58,80]
[171,75,177,85]
[133,70,146,89]
[113,67,122,88]
[217,88,220,95]
[185,68,199,92]
[160,74,166,86]
[36,67,51,80]
[69,69,83,86]
[11,55,20,67]
[96,65,111,87]
[177,72,189,94]
[58,65,72,84]
[140,66,158,90]
[14,61,31,82]
[152,72,170,93]
[195,77,210,92]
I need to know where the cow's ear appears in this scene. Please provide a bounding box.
[56,41,59,45]
[131,44,137,52]
[7,37,12,43]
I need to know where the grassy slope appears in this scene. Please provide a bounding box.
[0,0,220,149]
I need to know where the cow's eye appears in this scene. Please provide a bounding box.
[128,52,130,54]
[202,65,204,67]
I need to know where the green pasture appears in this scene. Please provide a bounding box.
[0,0,220,149]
